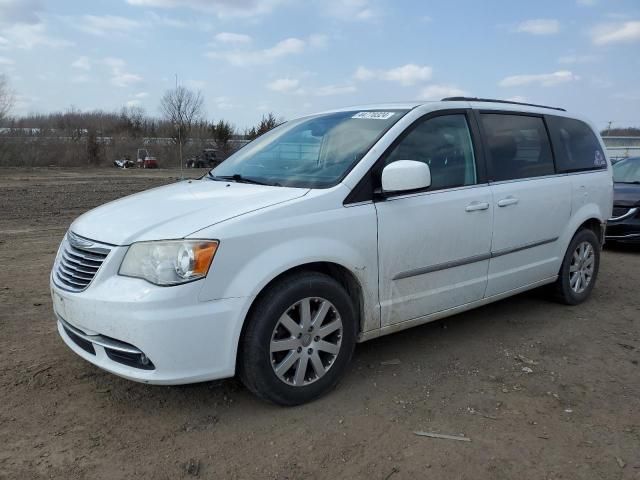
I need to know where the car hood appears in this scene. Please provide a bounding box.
[71,179,309,245]
[613,182,640,207]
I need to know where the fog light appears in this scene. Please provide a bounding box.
[140,354,150,366]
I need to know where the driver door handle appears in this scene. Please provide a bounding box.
[465,201,490,212]
[497,196,519,207]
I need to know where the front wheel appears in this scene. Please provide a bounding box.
[552,228,601,305]
[238,272,357,406]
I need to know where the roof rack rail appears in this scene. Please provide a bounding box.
[441,96,566,112]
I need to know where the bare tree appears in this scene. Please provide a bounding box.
[160,86,204,148]
[0,74,15,123]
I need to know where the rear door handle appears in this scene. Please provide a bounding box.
[497,196,519,207]
[465,201,490,212]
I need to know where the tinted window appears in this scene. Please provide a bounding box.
[481,114,555,181]
[547,116,607,172]
[384,114,477,190]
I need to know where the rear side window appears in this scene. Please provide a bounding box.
[547,116,607,172]
[481,114,555,182]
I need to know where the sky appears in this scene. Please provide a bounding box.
[0,0,639,130]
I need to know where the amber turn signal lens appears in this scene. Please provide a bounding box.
[193,242,218,275]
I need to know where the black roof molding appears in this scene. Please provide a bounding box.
[441,96,566,112]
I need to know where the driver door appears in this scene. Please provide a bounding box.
[375,111,493,326]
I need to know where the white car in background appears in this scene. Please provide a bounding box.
[51,98,613,405]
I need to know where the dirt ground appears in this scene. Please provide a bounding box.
[0,167,639,480]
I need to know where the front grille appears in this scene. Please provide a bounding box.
[54,233,111,292]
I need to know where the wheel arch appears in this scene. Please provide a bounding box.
[235,261,366,368]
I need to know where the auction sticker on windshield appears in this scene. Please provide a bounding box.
[352,111,396,120]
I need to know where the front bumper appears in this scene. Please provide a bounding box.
[51,274,252,385]
[606,207,640,243]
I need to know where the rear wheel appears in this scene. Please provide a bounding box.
[238,272,356,406]
[553,228,600,305]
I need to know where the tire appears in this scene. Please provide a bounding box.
[238,271,357,406]
[552,228,601,305]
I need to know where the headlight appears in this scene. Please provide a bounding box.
[119,240,219,286]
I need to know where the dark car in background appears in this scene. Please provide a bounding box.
[607,156,640,244]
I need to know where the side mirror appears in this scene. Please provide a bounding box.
[381,160,431,193]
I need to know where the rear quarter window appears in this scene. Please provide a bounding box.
[547,116,607,173]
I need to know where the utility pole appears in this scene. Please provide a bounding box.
[606,121,612,136]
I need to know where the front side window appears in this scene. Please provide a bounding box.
[547,116,607,173]
[481,114,555,182]
[384,114,478,190]
[212,110,407,188]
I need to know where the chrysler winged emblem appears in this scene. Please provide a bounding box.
[67,231,95,249]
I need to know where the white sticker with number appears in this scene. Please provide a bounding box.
[352,111,396,120]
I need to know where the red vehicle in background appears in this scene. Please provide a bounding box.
[137,148,158,169]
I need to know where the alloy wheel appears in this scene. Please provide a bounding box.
[569,241,595,294]
[269,297,343,386]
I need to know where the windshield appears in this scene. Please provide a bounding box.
[211,110,408,188]
[613,157,640,183]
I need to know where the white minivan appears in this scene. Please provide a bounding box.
[51,98,613,405]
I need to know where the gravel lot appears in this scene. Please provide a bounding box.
[0,167,639,480]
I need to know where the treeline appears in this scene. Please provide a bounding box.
[0,106,281,168]
[602,127,640,137]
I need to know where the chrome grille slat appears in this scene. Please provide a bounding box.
[58,263,94,281]
[64,249,105,264]
[54,233,111,292]
[60,256,98,274]
[57,271,87,287]
[61,252,101,271]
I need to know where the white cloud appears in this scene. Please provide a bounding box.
[215,32,252,44]
[0,23,73,49]
[134,92,149,98]
[207,37,305,66]
[499,70,579,87]
[71,56,91,70]
[79,15,141,36]
[382,64,432,86]
[146,12,188,28]
[591,21,640,45]
[314,84,357,96]
[126,0,284,19]
[103,57,143,88]
[576,0,597,5]
[326,0,378,21]
[506,95,528,103]
[353,66,374,81]
[353,63,432,86]
[0,56,15,65]
[515,19,560,35]
[267,78,300,93]
[420,84,468,100]
[126,99,142,107]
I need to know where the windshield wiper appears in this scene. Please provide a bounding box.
[208,173,272,186]
[616,180,640,184]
